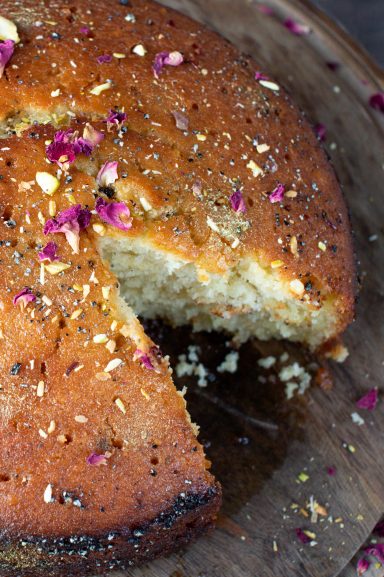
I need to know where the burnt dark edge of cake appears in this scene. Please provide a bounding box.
[0,484,221,577]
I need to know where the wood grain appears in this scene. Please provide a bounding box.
[104,1,384,576]
[312,0,384,66]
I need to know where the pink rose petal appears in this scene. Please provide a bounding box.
[97,54,112,64]
[369,92,384,113]
[46,140,76,168]
[44,205,91,254]
[295,528,311,544]
[13,287,36,309]
[314,123,327,142]
[133,346,162,371]
[95,198,132,231]
[96,161,119,188]
[356,387,378,411]
[38,241,59,262]
[153,50,184,78]
[172,110,189,131]
[365,543,384,564]
[82,123,104,147]
[326,61,340,72]
[87,453,109,466]
[284,18,311,36]
[104,110,127,131]
[269,183,285,203]
[0,40,15,79]
[133,349,155,370]
[374,520,384,537]
[255,71,269,81]
[192,180,203,200]
[357,558,370,576]
[230,190,246,213]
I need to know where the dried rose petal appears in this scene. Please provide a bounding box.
[269,183,285,203]
[257,5,274,15]
[104,110,127,131]
[65,361,80,377]
[97,54,112,64]
[133,349,155,370]
[255,71,269,81]
[365,543,384,564]
[46,130,78,167]
[356,387,378,411]
[46,127,102,169]
[95,198,132,231]
[172,110,189,131]
[82,123,104,147]
[52,129,74,144]
[295,528,311,544]
[74,137,94,156]
[44,205,91,254]
[13,287,36,309]
[373,520,384,537]
[96,161,118,188]
[46,140,76,168]
[230,190,246,213]
[369,92,384,113]
[326,61,340,71]
[153,50,184,78]
[314,123,327,142]
[38,241,59,262]
[284,18,311,36]
[0,39,15,79]
[357,558,370,576]
[87,453,108,466]
[326,466,336,476]
[192,180,203,199]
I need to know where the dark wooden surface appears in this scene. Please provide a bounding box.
[312,0,384,66]
[106,1,384,577]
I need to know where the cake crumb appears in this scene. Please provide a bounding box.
[279,362,312,399]
[217,351,239,374]
[175,346,210,387]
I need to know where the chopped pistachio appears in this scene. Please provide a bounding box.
[131,44,147,56]
[70,309,83,320]
[36,172,60,196]
[36,380,45,397]
[43,483,53,504]
[45,262,70,275]
[93,333,108,344]
[104,358,123,372]
[290,279,305,296]
[246,159,263,177]
[115,397,126,414]
[0,15,20,43]
[90,81,111,95]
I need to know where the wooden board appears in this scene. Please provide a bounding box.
[108,1,384,576]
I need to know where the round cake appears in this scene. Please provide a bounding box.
[0,0,355,575]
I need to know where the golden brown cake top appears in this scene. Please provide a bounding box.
[0,0,354,542]
[1,0,354,313]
